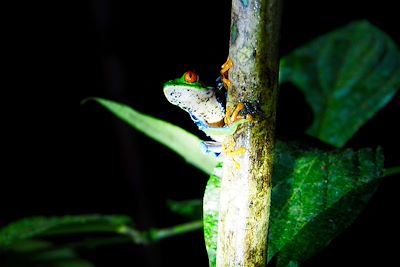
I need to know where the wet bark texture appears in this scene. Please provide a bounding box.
[217,0,282,266]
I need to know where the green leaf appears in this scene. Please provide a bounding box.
[203,141,384,266]
[86,97,218,174]
[280,20,400,147]
[268,142,383,266]
[0,215,132,247]
[203,164,222,267]
[167,199,203,220]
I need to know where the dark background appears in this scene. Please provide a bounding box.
[3,0,399,266]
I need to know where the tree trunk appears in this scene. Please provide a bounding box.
[216,0,282,266]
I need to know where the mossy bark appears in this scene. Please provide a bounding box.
[216,0,282,266]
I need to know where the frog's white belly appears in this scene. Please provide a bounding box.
[164,85,225,124]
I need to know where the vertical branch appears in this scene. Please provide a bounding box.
[217,0,281,266]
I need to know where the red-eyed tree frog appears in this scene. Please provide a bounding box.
[163,58,252,156]
[163,59,254,265]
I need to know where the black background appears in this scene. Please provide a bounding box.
[3,0,399,266]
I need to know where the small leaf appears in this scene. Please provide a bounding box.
[280,20,400,147]
[0,215,132,247]
[203,141,384,266]
[87,97,218,174]
[167,199,203,220]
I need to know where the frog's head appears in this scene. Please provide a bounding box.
[163,70,214,112]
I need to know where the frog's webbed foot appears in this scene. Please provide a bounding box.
[224,102,253,126]
[222,139,246,169]
[220,57,233,90]
[223,141,246,156]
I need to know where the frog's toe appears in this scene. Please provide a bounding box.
[222,78,232,90]
[225,102,248,125]
[220,57,233,90]
[220,57,233,75]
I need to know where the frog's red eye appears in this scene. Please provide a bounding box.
[184,71,198,83]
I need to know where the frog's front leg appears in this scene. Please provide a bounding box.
[220,58,253,125]
[220,58,253,164]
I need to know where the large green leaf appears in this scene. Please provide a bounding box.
[202,141,384,267]
[0,215,132,247]
[280,20,400,147]
[87,97,218,174]
[268,142,383,266]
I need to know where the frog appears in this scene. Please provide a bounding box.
[163,58,252,156]
[163,58,254,265]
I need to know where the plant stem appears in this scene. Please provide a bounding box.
[149,220,203,241]
[119,220,203,244]
[217,0,282,266]
[39,220,203,253]
[384,166,400,177]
